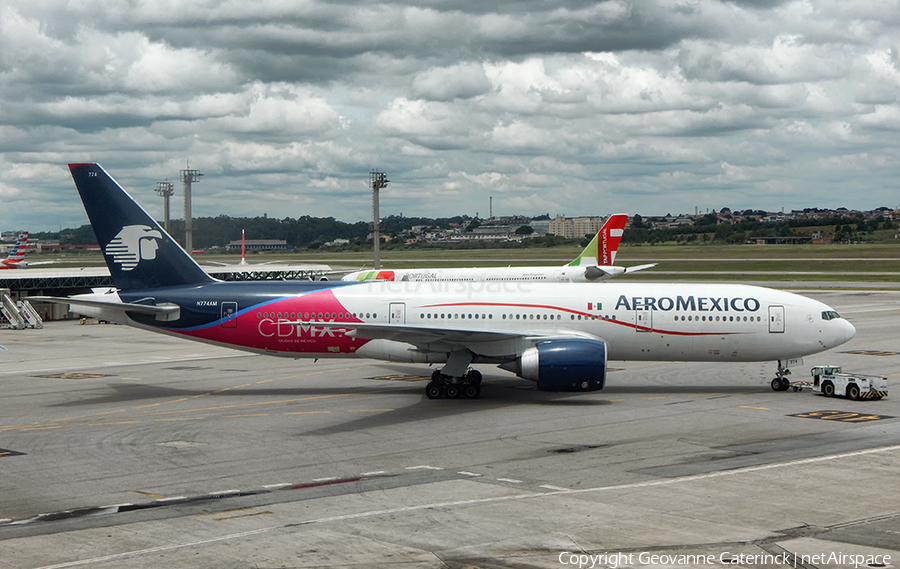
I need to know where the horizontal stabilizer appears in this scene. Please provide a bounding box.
[31,296,181,321]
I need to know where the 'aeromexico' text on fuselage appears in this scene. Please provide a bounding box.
[615,295,761,312]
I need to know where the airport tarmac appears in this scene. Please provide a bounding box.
[0,289,898,568]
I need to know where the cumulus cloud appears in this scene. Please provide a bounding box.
[2,0,900,231]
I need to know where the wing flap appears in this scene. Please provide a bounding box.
[291,320,602,354]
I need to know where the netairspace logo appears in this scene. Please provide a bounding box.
[105,225,162,271]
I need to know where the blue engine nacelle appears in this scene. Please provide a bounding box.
[500,338,606,392]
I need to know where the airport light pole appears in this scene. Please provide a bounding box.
[370,171,389,269]
[180,168,203,255]
[155,182,174,232]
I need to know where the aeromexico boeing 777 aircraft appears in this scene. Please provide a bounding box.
[341,214,656,283]
[38,164,856,400]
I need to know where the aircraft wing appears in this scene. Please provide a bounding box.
[292,319,519,343]
[293,320,601,353]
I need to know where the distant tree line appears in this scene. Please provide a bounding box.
[624,209,896,245]
[35,213,585,251]
[31,207,896,251]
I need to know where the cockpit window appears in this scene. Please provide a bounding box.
[821,310,841,321]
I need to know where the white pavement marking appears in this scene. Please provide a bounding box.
[31,444,900,569]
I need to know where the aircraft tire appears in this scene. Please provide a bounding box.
[445,385,461,399]
[425,382,443,399]
[771,378,782,391]
[463,384,481,399]
[465,370,482,385]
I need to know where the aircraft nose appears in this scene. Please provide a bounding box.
[843,319,856,343]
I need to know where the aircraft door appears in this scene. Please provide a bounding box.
[221,302,238,328]
[768,305,784,333]
[389,302,406,324]
[635,309,652,332]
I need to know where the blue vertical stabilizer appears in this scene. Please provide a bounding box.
[69,163,214,291]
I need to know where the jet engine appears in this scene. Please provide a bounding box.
[500,338,607,392]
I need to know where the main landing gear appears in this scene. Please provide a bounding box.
[770,359,793,391]
[426,368,483,399]
[424,349,483,400]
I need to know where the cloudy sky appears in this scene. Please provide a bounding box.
[2,1,900,232]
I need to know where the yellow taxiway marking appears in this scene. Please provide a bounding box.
[90,421,139,426]
[0,423,41,431]
[255,380,273,384]
[96,409,125,415]
[740,405,771,410]
[120,377,142,381]
[195,507,253,517]
[53,416,86,422]
[233,384,252,389]
[223,413,269,418]
[155,417,205,422]
[132,490,164,498]
[214,511,273,521]
[166,398,188,404]
[134,404,160,409]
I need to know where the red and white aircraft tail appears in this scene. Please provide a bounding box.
[1,232,28,268]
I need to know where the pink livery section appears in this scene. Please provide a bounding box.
[170,288,370,356]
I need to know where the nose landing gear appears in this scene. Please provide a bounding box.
[770,359,793,391]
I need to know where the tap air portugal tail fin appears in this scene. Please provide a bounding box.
[568,213,628,267]
[67,163,214,291]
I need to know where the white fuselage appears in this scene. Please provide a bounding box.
[339,281,852,362]
[340,264,629,284]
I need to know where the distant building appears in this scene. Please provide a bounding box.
[529,219,550,234]
[549,216,602,238]
[228,239,287,251]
